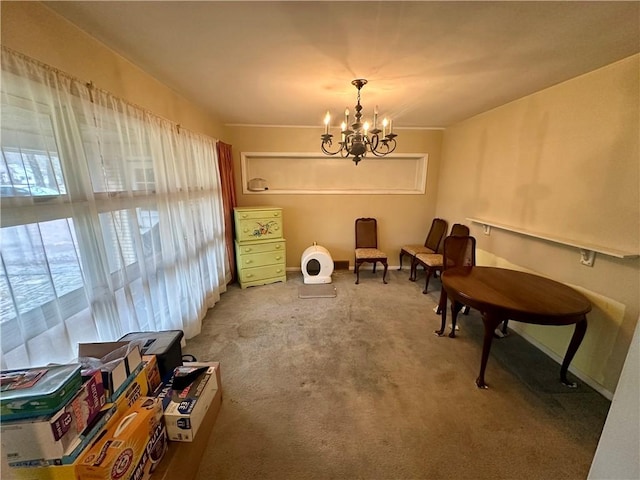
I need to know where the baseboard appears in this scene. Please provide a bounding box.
[508,323,614,400]
[287,265,403,272]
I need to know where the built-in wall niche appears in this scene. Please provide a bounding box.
[241,152,428,194]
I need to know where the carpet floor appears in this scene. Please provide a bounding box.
[184,269,610,480]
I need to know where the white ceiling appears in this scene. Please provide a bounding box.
[44,1,639,129]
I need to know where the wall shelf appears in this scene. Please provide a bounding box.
[240,152,427,194]
[467,217,639,267]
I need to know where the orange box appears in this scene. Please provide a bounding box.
[111,367,150,418]
[75,397,163,480]
[142,355,162,394]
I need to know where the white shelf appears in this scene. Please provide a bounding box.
[240,152,427,194]
[467,217,639,267]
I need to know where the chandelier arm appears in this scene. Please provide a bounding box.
[368,134,379,152]
[321,136,343,156]
[370,147,388,157]
[385,138,397,154]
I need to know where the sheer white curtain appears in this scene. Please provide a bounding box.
[0,47,229,369]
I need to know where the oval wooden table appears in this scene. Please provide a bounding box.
[440,266,592,389]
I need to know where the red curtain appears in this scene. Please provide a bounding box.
[216,141,237,282]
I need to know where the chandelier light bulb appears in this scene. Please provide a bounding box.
[324,111,331,134]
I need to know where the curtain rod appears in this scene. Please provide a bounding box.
[2,45,210,140]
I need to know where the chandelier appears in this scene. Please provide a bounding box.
[320,79,398,165]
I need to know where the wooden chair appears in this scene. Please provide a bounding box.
[354,217,388,284]
[399,218,447,278]
[411,223,470,294]
[398,218,448,280]
[435,235,476,337]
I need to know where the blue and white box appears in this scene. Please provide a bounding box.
[155,363,218,442]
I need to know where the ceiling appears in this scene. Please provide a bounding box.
[44,1,639,129]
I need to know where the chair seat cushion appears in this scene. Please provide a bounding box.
[415,253,443,267]
[355,248,387,260]
[401,245,436,256]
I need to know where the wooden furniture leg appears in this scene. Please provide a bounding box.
[476,312,505,389]
[560,317,587,387]
[448,301,464,338]
[435,290,447,336]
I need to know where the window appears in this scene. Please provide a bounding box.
[1,47,228,369]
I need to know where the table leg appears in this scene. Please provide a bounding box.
[560,317,587,387]
[476,312,505,389]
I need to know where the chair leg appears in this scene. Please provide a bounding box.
[449,301,464,338]
[409,258,417,281]
[372,261,377,274]
[382,261,388,284]
[435,290,447,336]
[423,268,434,294]
[398,251,404,271]
[355,261,360,284]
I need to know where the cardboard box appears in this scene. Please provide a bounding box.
[75,397,163,480]
[78,342,142,397]
[111,365,150,417]
[1,364,83,421]
[142,355,162,394]
[127,422,168,480]
[7,461,78,480]
[1,371,105,465]
[150,362,221,480]
[156,362,219,442]
[6,404,120,479]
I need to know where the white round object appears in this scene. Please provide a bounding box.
[301,244,334,284]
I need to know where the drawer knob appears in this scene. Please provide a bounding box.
[275,245,281,249]
[246,273,253,278]
[241,214,248,218]
[245,259,253,264]
[244,248,252,252]
[275,256,282,260]
[274,212,280,217]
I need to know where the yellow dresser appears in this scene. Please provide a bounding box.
[234,207,286,288]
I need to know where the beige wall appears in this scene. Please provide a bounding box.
[226,126,443,266]
[1,2,225,139]
[437,55,640,394]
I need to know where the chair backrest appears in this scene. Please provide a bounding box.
[450,223,470,237]
[424,218,448,252]
[443,235,476,269]
[355,218,378,249]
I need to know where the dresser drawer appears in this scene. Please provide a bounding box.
[238,264,286,286]
[237,250,286,268]
[235,240,285,256]
[234,207,282,221]
[234,208,283,242]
